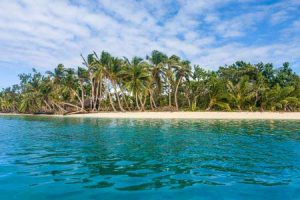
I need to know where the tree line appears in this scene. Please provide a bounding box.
[1,50,299,114]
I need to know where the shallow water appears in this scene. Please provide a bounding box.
[0,116,300,199]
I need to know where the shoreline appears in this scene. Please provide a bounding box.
[1,112,300,120]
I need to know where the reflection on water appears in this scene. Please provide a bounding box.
[0,116,300,199]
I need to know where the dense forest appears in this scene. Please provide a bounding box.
[1,50,300,114]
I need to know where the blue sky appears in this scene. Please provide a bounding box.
[0,0,300,88]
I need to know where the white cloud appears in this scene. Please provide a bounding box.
[0,0,299,87]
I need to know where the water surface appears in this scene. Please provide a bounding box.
[0,116,300,199]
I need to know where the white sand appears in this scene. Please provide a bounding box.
[1,112,300,119]
[63,112,300,120]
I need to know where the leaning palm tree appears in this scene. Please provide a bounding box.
[58,68,86,112]
[81,54,98,110]
[110,57,126,112]
[19,90,41,113]
[17,69,45,113]
[98,51,122,111]
[39,76,54,112]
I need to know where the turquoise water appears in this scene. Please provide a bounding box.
[0,116,300,200]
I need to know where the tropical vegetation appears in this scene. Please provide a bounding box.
[1,50,300,114]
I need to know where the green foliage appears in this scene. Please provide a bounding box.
[0,50,299,113]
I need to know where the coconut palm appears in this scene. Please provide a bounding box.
[227,76,255,110]
[205,72,231,111]
[263,84,299,111]
[77,67,89,110]
[81,54,98,110]
[121,57,151,111]
[97,51,123,111]
[172,58,192,110]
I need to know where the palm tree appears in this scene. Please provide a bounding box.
[46,64,65,85]
[205,72,231,111]
[81,54,98,110]
[227,76,255,110]
[77,67,89,110]
[172,59,192,110]
[61,68,85,111]
[38,76,54,112]
[1,50,300,114]
[147,50,168,107]
[98,51,121,112]
[121,57,151,111]
[263,84,299,111]
[92,51,105,111]
[187,66,210,111]
[0,85,20,112]
[166,58,175,107]
[109,57,126,112]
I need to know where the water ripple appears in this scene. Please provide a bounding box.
[0,116,300,199]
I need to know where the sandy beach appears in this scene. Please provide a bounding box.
[1,112,300,119]
[65,112,300,119]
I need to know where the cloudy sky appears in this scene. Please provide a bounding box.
[0,0,300,88]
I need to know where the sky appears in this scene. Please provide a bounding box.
[0,0,300,88]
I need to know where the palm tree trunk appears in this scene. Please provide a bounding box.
[284,105,287,112]
[62,102,85,111]
[237,105,241,111]
[113,84,125,112]
[149,90,157,108]
[97,79,103,111]
[260,105,264,112]
[135,92,140,110]
[121,90,131,111]
[53,102,67,113]
[187,96,191,108]
[192,95,199,110]
[254,92,259,107]
[138,95,146,111]
[80,54,94,110]
[115,92,125,112]
[43,100,52,111]
[149,95,154,110]
[206,97,215,111]
[143,94,147,110]
[175,76,182,111]
[168,83,172,107]
[151,97,157,108]
[93,79,100,111]
[72,88,84,111]
[108,92,117,112]
[79,81,85,110]
[89,74,95,110]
